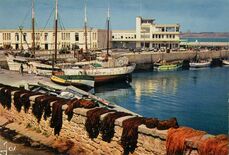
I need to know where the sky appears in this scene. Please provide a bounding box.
[0,0,228,32]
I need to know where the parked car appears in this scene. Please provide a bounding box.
[59,48,71,54]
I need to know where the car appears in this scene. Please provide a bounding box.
[59,48,71,54]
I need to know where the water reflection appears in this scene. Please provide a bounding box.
[131,72,180,103]
[94,82,134,104]
[94,68,229,134]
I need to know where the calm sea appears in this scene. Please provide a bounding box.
[182,38,229,42]
[95,67,229,135]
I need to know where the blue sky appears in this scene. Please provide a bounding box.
[0,0,228,32]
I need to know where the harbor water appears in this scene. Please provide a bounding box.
[182,37,229,42]
[95,67,229,135]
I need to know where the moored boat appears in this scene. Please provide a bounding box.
[62,62,136,84]
[222,60,229,65]
[6,53,30,72]
[50,74,95,91]
[189,61,211,68]
[154,63,182,71]
[6,53,61,75]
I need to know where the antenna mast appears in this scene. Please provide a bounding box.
[107,7,110,56]
[84,0,88,52]
[54,0,58,62]
[32,0,35,56]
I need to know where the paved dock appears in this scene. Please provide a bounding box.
[0,69,63,89]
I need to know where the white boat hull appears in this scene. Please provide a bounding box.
[62,63,136,83]
[6,54,29,72]
[6,54,59,76]
[63,64,135,76]
[189,61,211,68]
[222,60,229,65]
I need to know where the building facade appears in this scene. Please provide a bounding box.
[0,16,180,51]
[0,28,109,51]
[112,16,180,49]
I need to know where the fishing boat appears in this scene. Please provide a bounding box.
[54,4,136,85]
[222,60,229,65]
[5,0,58,76]
[50,74,94,91]
[189,49,212,68]
[154,62,182,71]
[6,53,30,72]
[189,61,211,68]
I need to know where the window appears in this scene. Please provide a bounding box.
[23,33,27,41]
[35,33,40,40]
[166,27,175,32]
[75,33,79,41]
[162,27,165,32]
[44,33,48,41]
[15,33,19,41]
[176,27,179,32]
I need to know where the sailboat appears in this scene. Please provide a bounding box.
[51,4,136,85]
[5,0,60,75]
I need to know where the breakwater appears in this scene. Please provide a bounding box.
[122,50,229,70]
[0,84,228,155]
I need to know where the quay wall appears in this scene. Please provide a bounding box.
[123,50,229,65]
[0,89,228,155]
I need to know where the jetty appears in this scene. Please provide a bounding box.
[121,50,229,69]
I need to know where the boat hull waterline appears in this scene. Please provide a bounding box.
[189,61,211,68]
[154,63,182,71]
[62,63,136,84]
[50,75,95,91]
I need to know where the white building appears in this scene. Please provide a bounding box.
[112,16,180,49]
[0,28,109,51]
[0,16,180,51]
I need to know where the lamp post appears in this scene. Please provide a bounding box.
[19,26,23,51]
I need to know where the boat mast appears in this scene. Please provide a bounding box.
[106,7,110,56]
[19,26,23,51]
[31,0,35,56]
[54,0,58,62]
[84,0,88,52]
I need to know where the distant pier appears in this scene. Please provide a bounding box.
[121,50,229,69]
[180,42,229,47]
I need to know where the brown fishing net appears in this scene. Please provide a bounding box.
[121,117,145,154]
[50,99,68,135]
[0,85,21,110]
[166,127,206,155]
[157,117,179,130]
[85,107,113,139]
[78,99,99,109]
[65,98,99,121]
[32,95,60,123]
[198,134,229,155]
[19,91,42,113]
[13,90,30,112]
[100,111,131,142]
[144,118,159,128]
